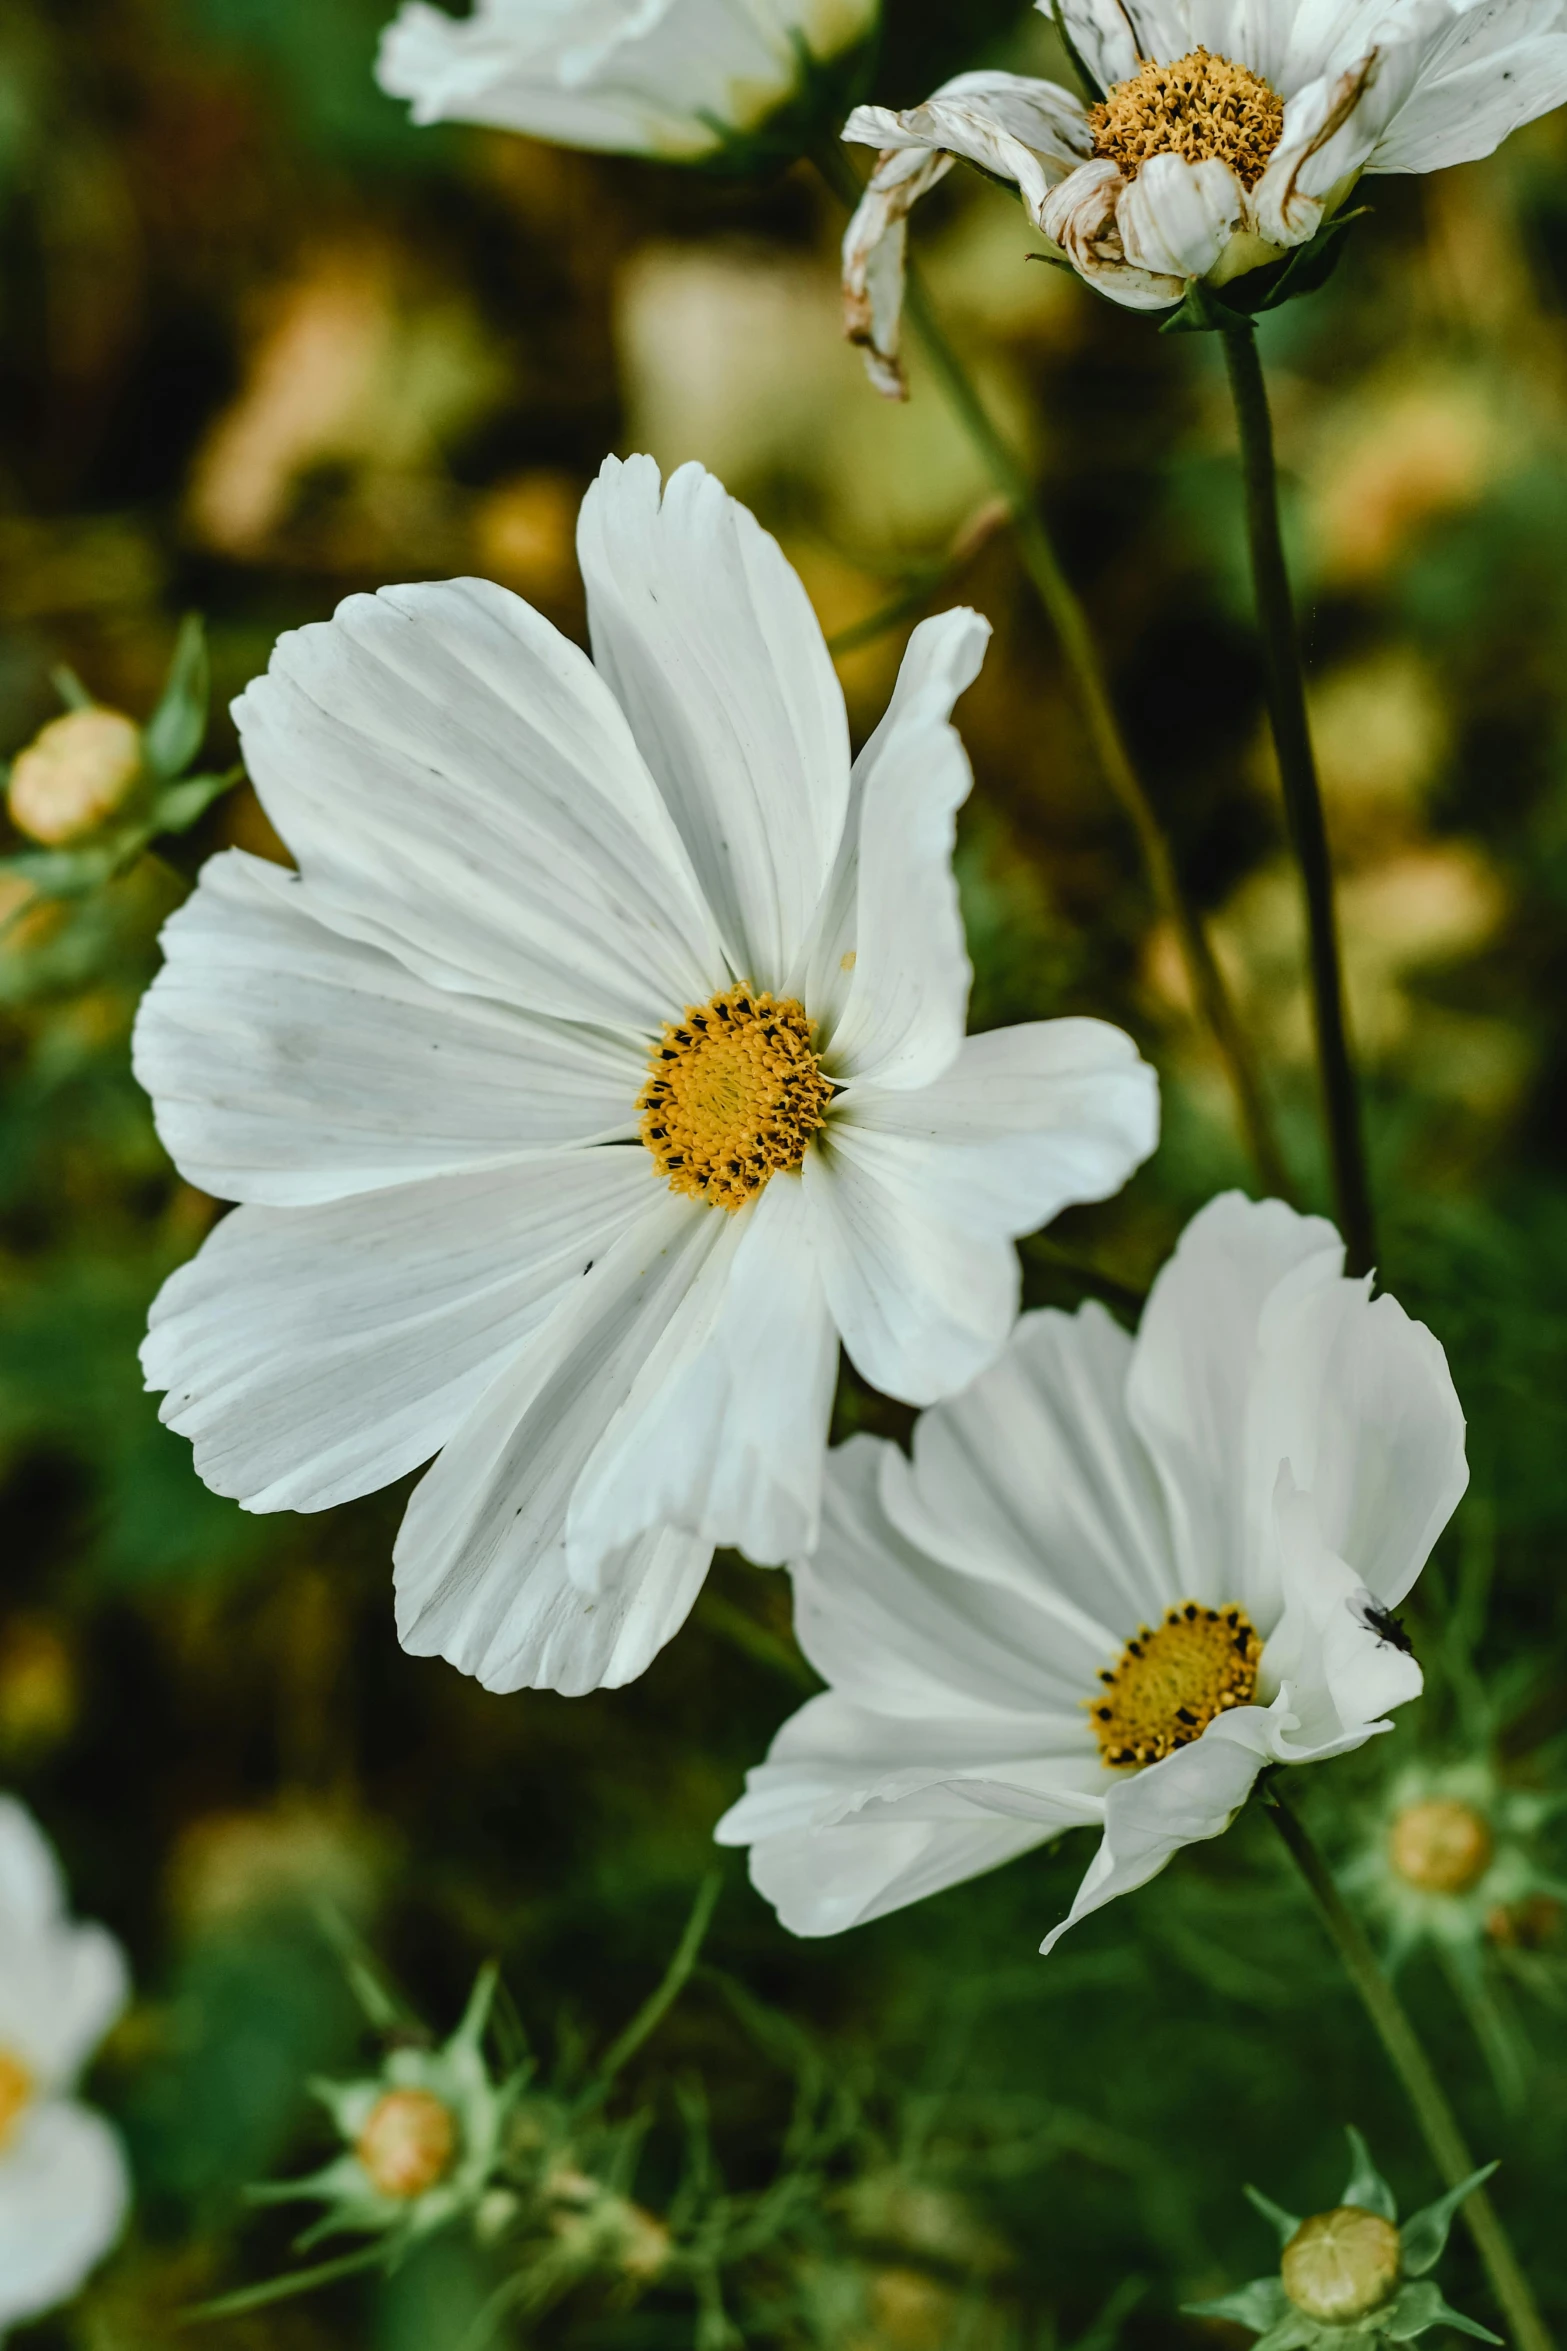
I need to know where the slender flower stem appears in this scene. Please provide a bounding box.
[1266,1784,1555,2351]
[809,149,1290,1199]
[1217,317,1375,1272]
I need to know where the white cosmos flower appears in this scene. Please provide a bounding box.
[841,0,1567,387]
[0,1798,130,2337]
[716,1193,1469,1949]
[376,0,879,161]
[134,455,1158,1699]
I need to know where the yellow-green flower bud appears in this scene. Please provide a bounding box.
[1282,2207,1403,2323]
[1388,1798,1493,1895]
[355,2087,458,2200]
[7,708,143,846]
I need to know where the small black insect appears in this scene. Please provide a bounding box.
[1360,1600,1414,1655]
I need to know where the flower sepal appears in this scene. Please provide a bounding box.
[1185,2131,1501,2350]
[1158,211,1367,335]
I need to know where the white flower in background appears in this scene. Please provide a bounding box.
[0,1797,130,2336]
[841,0,1567,387]
[134,455,1158,1699]
[377,0,879,162]
[717,1194,1468,1949]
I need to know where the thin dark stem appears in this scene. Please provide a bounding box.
[1267,1784,1554,2351]
[810,146,1290,1201]
[1218,318,1375,1273]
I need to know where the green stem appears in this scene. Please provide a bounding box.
[1217,318,1375,1273]
[1437,1943,1527,2117]
[1266,1785,1554,2351]
[811,147,1289,1201]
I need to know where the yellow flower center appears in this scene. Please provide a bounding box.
[1091,49,1285,190]
[638,986,832,1212]
[1388,1796,1493,1895]
[0,2047,35,2152]
[1282,2207,1402,2323]
[356,2087,458,2200]
[1089,1602,1261,1768]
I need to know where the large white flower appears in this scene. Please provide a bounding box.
[134,455,1157,1699]
[717,1193,1469,1949]
[376,0,878,161]
[0,1798,130,2337]
[841,0,1567,387]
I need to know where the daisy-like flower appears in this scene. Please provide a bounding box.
[1343,1756,1566,1972]
[716,1193,1467,1949]
[134,455,1158,1698]
[0,1797,130,2337]
[840,0,1567,389]
[376,0,879,164]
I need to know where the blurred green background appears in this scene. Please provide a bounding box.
[4,1,1567,2344]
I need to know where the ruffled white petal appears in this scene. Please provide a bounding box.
[565,1169,838,1572]
[1366,0,1567,171]
[134,850,643,1207]
[1116,152,1246,278]
[1259,1474,1424,1759]
[840,145,954,398]
[1039,160,1191,310]
[577,455,851,993]
[833,1020,1159,1227]
[392,1195,725,1693]
[232,575,726,1033]
[798,608,991,1090]
[1125,1191,1343,1612]
[1252,43,1420,244]
[1048,0,1193,95]
[142,1151,659,1514]
[0,2103,129,2329]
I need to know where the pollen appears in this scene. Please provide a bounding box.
[1091,49,1285,190]
[1089,1601,1261,1768]
[0,2047,34,2153]
[639,986,832,1211]
[356,2087,458,2200]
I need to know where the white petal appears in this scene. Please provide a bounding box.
[833,1018,1159,1226]
[1043,0,1191,96]
[1368,0,1567,171]
[1116,153,1246,279]
[134,850,643,1207]
[142,1151,659,1514]
[1258,1474,1424,1759]
[1125,1192,1343,1611]
[577,455,851,991]
[843,72,1090,216]
[741,1813,1056,1937]
[889,1306,1177,1663]
[565,1170,838,1572]
[801,1124,1020,1406]
[1040,1713,1269,1951]
[840,144,954,398]
[797,607,991,1089]
[1252,45,1422,245]
[232,575,726,1032]
[0,1801,64,1939]
[1039,161,1191,311]
[0,2102,129,2329]
[393,1195,726,1693]
[0,1805,127,2093]
[791,1433,1123,1717]
[1246,1250,1468,1611]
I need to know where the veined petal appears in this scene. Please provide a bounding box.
[844,72,1091,211]
[1045,0,1193,96]
[1040,1710,1270,1951]
[832,1019,1159,1225]
[798,608,991,1089]
[134,850,643,1206]
[1367,0,1567,171]
[393,1194,726,1693]
[890,1305,1176,1655]
[0,2103,129,2330]
[142,1151,659,1515]
[232,575,726,1032]
[565,1169,838,1573]
[802,1125,1020,1406]
[1252,44,1421,245]
[577,455,851,992]
[1258,1475,1424,1762]
[792,1433,1122,1716]
[1117,152,1246,278]
[1125,1193,1343,1614]
[841,144,955,399]
[1040,160,1191,310]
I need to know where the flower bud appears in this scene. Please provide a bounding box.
[1389,1797,1493,1895]
[7,708,143,846]
[0,2047,34,2153]
[1282,2207,1402,2323]
[356,2087,458,2200]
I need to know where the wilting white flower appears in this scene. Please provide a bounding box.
[377,0,879,162]
[842,0,1567,386]
[717,1194,1468,1949]
[135,455,1157,1699]
[0,1798,130,2335]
